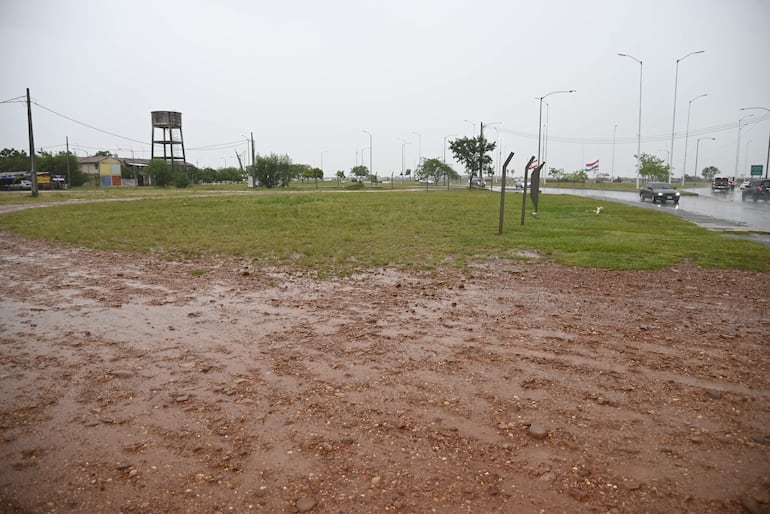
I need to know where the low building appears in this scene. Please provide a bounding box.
[78,156,122,186]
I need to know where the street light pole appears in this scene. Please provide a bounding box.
[739,107,770,178]
[618,53,643,188]
[443,134,456,164]
[537,90,575,174]
[611,124,617,181]
[398,138,411,181]
[734,114,755,179]
[363,130,373,180]
[668,50,705,182]
[694,137,715,179]
[412,132,422,171]
[682,93,708,186]
[480,122,502,187]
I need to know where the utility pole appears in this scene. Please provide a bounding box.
[66,136,71,188]
[251,131,256,187]
[478,122,484,185]
[26,88,38,197]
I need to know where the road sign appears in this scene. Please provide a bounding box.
[751,165,763,176]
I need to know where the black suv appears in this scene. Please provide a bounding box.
[741,179,770,202]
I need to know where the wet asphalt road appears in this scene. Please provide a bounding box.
[493,185,770,247]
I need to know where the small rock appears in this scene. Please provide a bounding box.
[109,369,135,379]
[740,495,761,514]
[528,424,549,440]
[175,394,190,403]
[371,476,381,486]
[296,497,317,512]
[706,390,723,400]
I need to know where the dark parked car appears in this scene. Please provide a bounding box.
[640,182,680,204]
[711,176,734,191]
[741,179,770,202]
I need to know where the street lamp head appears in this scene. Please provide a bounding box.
[677,50,705,63]
[740,106,770,113]
[618,53,642,64]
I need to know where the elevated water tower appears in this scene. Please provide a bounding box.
[151,111,186,171]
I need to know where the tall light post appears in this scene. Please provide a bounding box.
[490,126,502,177]
[412,131,422,171]
[443,134,456,164]
[537,90,575,174]
[739,107,770,178]
[694,137,715,179]
[398,138,411,181]
[682,93,708,186]
[668,50,705,181]
[618,53,643,188]
[611,124,617,180]
[542,101,549,181]
[734,114,755,179]
[362,130,373,180]
[480,121,501,186]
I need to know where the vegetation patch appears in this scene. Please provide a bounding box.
[1,190,768,275]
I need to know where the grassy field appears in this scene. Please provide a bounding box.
[1,188,768,275]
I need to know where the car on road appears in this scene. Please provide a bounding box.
[741,179,770,202]
[640,182,680,204]
[11,179,32,191]
[470,178,486,188]
[711,176,734,192]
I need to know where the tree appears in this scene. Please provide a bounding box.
[350,165,368,179]
[218,167,246,183]
[448,136,496,186]
[548,167,564,183]
[0,148,29,173]
[254,153,293,188]
[174,171,191,188]
[565,169,588,183]
[336,170,345,186]
[36,151,88,186]
[639,153,669,182]
[701,166,719,181]
[147,159,173,187]
[416,158,458,184]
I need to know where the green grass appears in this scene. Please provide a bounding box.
[1,189,768,275]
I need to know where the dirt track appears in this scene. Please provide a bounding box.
[1,230,769,513]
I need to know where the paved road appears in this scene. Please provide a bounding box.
[493,185,770,247]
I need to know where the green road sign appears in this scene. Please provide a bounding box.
[751,165,763,176]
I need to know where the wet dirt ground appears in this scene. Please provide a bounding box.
[1,230,769,513]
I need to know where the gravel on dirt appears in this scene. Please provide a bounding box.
[1,229,769,513]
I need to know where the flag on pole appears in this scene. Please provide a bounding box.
[527,159,539,170]
[585,159,599,172]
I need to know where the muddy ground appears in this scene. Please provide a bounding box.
[1,229,769,513]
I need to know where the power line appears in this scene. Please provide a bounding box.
[23,98,246,155]
[1,95,26,104]
[32,101,149,146]
[499,114,770,145]
[187,140,248,151]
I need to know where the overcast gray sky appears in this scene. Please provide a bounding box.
[2,0,769,180]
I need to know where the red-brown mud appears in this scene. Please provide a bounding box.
[1,230,769,513]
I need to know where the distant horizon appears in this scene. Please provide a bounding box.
[2,0,769,179]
